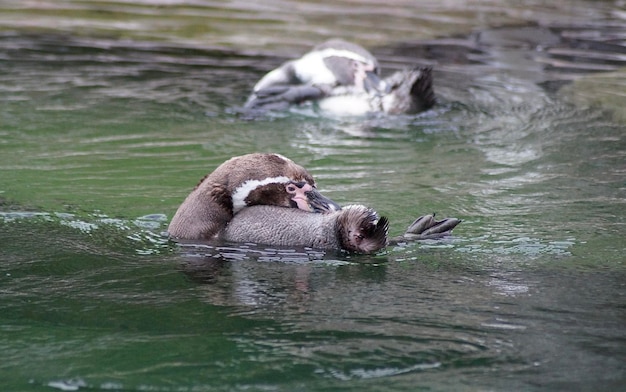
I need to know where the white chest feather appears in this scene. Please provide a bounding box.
[316,94,374,116]
[293,52,337,85]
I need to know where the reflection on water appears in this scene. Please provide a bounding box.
[1,0,625,391]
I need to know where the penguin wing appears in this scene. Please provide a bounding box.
[251,61,301,91]
[244,85,328,110]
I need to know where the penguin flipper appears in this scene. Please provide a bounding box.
[244,85,327,111]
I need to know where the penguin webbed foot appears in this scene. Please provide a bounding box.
[391,213,461,243]
[384,66,436,114]
[245,85,327,111]
[408,66,436,111]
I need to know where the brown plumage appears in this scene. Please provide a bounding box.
[168,153,461,250]
[168,153,340,240]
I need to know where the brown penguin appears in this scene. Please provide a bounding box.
[168,153,340,240]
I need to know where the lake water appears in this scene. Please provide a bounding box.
[1,1,625,391]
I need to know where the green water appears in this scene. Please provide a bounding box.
[1,1,625,391]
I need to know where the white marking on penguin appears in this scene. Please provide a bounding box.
[316,48,372,64]
[272,153,291,163]
[231,176,292,213]
[294,49,374,86]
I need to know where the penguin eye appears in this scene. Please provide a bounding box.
[287,185,296,192]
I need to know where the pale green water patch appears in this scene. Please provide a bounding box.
[560,68,626,122]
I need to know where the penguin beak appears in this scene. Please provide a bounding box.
[287,182,342,213]
[306,189,342,213]
[363,71,388,95]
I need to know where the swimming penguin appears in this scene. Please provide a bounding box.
[245,38,435,116]
[167,153,341,240]
[221,205,460,254]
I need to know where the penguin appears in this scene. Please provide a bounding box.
[244,39,435,116]
[221,205,461,254]
[167,153,341,240]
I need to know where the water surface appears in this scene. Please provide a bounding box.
[1,1,625,391]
